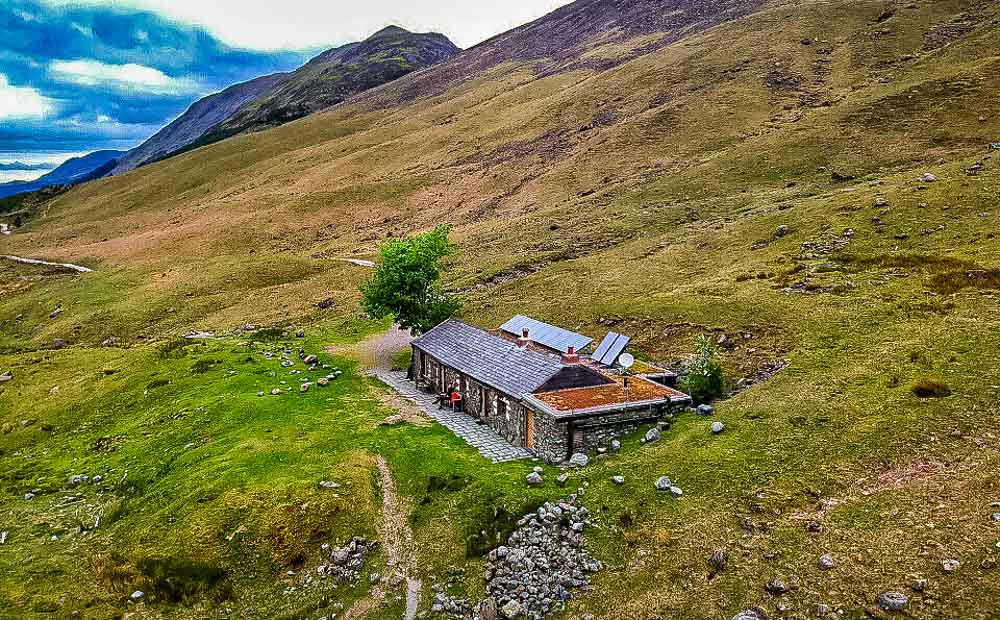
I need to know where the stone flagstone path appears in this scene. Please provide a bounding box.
[372,369,535,464]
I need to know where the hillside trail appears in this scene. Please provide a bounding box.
[342,454,422,620]
[2,254,93,273]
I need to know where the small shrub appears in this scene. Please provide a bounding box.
[158,338,193,359]
[135,557,231,603]
[679,335,725,404]
[911,376,951,398]
[190,358,221,374]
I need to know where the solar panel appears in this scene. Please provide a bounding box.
[499,315,593,354]
[592,332,619,363]
[593,332,631,366]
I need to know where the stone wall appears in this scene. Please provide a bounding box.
[575,402,687,453]
[532,411,568,464]
[528,401,689,463]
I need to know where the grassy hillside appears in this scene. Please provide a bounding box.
[2,0,1000,618]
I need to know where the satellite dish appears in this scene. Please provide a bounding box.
[618,353,635,369]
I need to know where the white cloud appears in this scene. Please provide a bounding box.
[40,0,574,50]
[0,74,55,120]
[49,59,202,95]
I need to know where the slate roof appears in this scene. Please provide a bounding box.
[412,319,564,399]
[500,315,593,354]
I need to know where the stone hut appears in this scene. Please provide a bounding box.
[410,318,691,463]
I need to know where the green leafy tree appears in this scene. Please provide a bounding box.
[360,225,461,334]
[679,334,725,404]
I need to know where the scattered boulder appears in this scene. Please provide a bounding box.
[318,378,330,387]
[319,481,342,490]
[920,173,938,183]
[526,472,543,486]
[611,475,625,486]
[878,591,908,612]
[556,473,570,487]
[711,421,726,434]
[644,427,661,443]
[774,224,789,238]
[709,548,728,572]
[941,559,961,573]
[765,579,789,595]
[24,493,35,501]
[130,591,144,601]
[819,554,835,570]
[655,476,672,491]
[697,404,715,416]
[300,382,312,393]
[52,339,67,350]
[316,537,377,582]
[732,610,766,620]
[568,452,589,468]
[912,578,928,592]
[295,329,305,338]
[670,486,684,498]
[610,439,621,451]
[304,354,318,365]
[0,372,12,383]
[317,298,335,310]
[270,388,282,395]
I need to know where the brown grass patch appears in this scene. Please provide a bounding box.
[911,376,951,398]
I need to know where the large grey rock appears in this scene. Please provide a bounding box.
[501,599,525,619]
[732,611,765,620]
[130,590,145,601]
[611,475,625,486]
[569,452,589,468]
[669,486,684,498]
[711,421,725,434]
[655,476,672,491]
[818,553,835,570]
[878,591,908,611]
[697,403,715,416]
[644,427,661,443]
[941,559,961,573]
[709,548,727,572]
[526,472,543,486]
[0,372,12,383]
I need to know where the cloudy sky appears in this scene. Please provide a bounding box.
[0,0,571,181]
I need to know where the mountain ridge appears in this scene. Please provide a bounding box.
[0,150,125,199]
[112,26,460,175]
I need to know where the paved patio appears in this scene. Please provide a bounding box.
[372,369,535,463]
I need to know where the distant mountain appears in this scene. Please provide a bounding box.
[113,26,460,174]
[110,73,289,175]
[0,150,125,199]
[0,162,55,172]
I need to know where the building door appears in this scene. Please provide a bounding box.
[525,410,535,450]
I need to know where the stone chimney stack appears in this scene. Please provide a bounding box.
[517,328,531,348]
